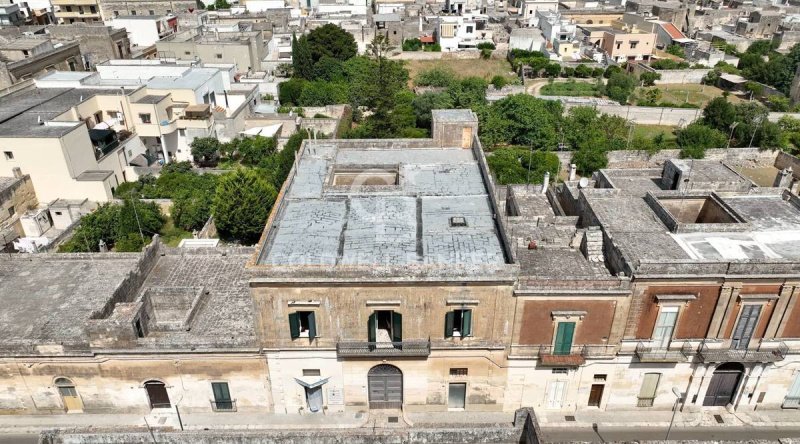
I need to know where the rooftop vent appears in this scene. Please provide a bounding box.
[450,216,467,227]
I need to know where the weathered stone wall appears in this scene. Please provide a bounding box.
[46,24,131,66]
[0,174,38,237]
[0,354,271,415]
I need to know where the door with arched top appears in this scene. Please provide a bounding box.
[703,363,744,407]
[368,364,403,409]
[144,380,171,409]
[55,378,82,412]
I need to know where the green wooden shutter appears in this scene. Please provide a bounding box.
[462,309,472,337]
[392,311,403,342]
[368,312,376,343]
[445,311,455,338]
[289,312,300,339]
[554,322,575,355]
[308,311,317,338]
[212,382,231,402]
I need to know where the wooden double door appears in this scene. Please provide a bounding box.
[703,363,744,407]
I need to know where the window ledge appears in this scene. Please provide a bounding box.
[739,294,779,301]
[551,310,586,320]
[655,294,697,302]
[289,300,320,307]
[446,299,479,306]
[366,300,401,306]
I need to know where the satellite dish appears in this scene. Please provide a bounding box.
[578,177,589,188]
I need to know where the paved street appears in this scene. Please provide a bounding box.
[542,425,800,443]
[0,435,37,444]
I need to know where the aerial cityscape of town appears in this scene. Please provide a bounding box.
[2,0,800,441]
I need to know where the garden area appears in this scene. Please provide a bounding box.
[539,80,602,97]
[404,58,517,87]
[635,84,742,108]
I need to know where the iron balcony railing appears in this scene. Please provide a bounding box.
[637,397,655,408]
[336,340,431,358]
[697,339,788,363]
[537,344,618,359]
[210,399,236,412]
[635,341,693,362]
[783,397,800,409]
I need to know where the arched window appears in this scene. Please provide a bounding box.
[55,378,82,412]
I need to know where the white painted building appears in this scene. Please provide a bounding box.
[436,13,492,51]
[109,15,178,47]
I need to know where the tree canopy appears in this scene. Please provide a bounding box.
[213,169,278,245]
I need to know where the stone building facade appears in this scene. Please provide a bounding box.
[2,114,800,423]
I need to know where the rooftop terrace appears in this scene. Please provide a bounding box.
[573,160,800,276]
[255,138,511,278]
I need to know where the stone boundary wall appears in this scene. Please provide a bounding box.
[552,148,780,176]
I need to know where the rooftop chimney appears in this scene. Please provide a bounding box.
[541,171,550,193]
[12,167,22,179]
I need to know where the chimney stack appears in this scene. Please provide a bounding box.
[569,163,577,181]
[542,171,550,193]
[774,167,793,188]
[12,167,22,179]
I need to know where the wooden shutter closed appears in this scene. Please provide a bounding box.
[639,373,660,399]
[554,322,575,355]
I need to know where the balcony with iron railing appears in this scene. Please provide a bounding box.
[210,399,236,412]
[635,341,693,363]
[533,344,618,366]
[697,339,788,363]
[783,397,800,409]
[336,339,431,358]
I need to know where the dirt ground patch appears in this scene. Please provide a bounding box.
[636,84,743,108]
[405,59,517,85]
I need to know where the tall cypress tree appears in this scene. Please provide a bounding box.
[291,33,313,80]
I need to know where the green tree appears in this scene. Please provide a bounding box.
[278,77,306,105]
[677,122,727,158]
[640,71,661,87]
[702,96,736,132]
[412,92,454,129]
[603,65,623,78]
[298,81,349,106]
[666,44,686,58]
[604,72,637,104]
[574,64,592,78]
[213,169,278,244]
[311,56,345,81]
[745,39,776,56]
[572,146,608,175]
[115,198,165,243]
[172,190,212,231]
[213,0,230,8]
[115,233,145,252]
[449,76,488,109]
[402,38,422,51]
[190,137,222,166]
[490,75,508,90]
[58,203,119,252]
[486,148,560,185]
[292,33,313,80]
[545,63,562,77]
[416,67,457,87]
[306,24,358,63]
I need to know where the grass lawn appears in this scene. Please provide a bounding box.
[636,84,742,108]
[632,124,678,148]
[540,80,600,96]
[159,217,193,247]
[405,59,517,85]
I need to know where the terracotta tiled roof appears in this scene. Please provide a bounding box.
[660,22,685,40]
[420,35,435,43]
